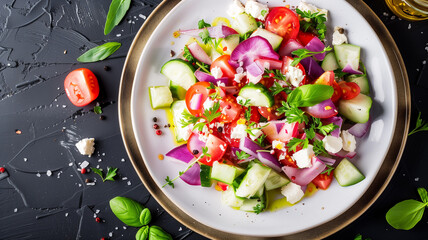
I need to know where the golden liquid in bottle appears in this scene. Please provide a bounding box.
[385,0,428,21]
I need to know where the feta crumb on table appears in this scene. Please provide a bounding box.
[75,138,95,157]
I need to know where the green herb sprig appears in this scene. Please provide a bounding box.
[408,112,428,136]
[386,187,428,230]
[91,167,118,182]
[236,150,251,160]
[77,42,121,62]
[269,81,292,96]
[291,46,331,66]
[295,8,327,40]
[104,0,131,35]
[183,45,210,73]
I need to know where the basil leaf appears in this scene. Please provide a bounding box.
[77,42,121,63]
[136,226,149,240]
[287,84,334,107]
[109,196,144,227]
[149,226,173,240]
[104,0,131,35]
[418,187,428,203]
[386,199,427,230]
[139,208,152,225]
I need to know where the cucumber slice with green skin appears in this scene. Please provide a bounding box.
[221,187,244,208]
[321,52,339,71]
[338,93,372,123]
[346,74,370,95]
[238,83,274,107]
[222,34,240,55]
[211,161,237,185]
[169,80,186,100]
[334,44,361,70]
[149,86,173,109]
[160,59,196,90]
[334,158,365,186]
[252,185,265,198]
[170,100,190,142]
[235,162,271,198]
[250,28,283,51]
[239,194,266,213]
[231,13,258,37]
[200,164,212,187]
[264,170,290,191]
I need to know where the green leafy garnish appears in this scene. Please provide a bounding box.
[91,167,118,182]
[240,32,252,41]
[104,0,131,35]
[264,69,288,82]
[201,146,211,158]
[295,8,327,40]
[311,117,339,135]
[77,42,121,62]
[236,150,250,160]
[291,46,331,66]
[321,164,335,175]
[386,187,428,230]
[261,10,268,17]
[183,45,210,73]
[164,176,175,188]
[238,98,251,107]
[313,139,328,155]
[408,112,428,136]
[94,106,102,114]
[277,101,309,124]
[253,203,264,214]
[354,234,371,240]
[244,107,252,121]
[198,19,211,29]
[333,69,348,78]
[287,137,309,152]
[255,134,267,147]
[203,101,221,123]
[179,110,202,127]
[286,84,334,107]
[193,122,207,131]
[269,81,292,96]
[199,29,212,45]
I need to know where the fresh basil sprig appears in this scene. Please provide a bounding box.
[149,225,173,240]
[104,0,131,35]
[386,187,428,230]
[291,46,331,66]
[77,42,121,62]
[136,226,149,240]
[287,84,334,107]
[109,196,145,227]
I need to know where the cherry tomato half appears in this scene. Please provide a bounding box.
[297,31,317,46]
[185,82,213,116]
[281,56,307,86]
[313,71,342,102]
[338,81,360,100]
[64,68,99,107]
[211,55,236,79]
[199,134,227,166]
[265,7,300,42]
[312,172,334,190]
[219,95,242,123]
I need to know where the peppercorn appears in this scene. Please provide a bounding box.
[192,150,199,155]
[81,168,86,174]
[104,66,110,71]
[85,179,91,183]
[95,217,101,223]
[155,130,162,135]
[153,117,158,122]
[99,115,106,120]
[0,167,5,173]
[153,124,159,129]
[217,126,223,133]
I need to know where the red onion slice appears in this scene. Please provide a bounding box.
[165,144,194,163]
[179,163,201,186]
[239,137,263,158]
[229,36,279,69]
[246,61,264,78]
[257,151,282,172]
[342,63,363,75]
[304,36,326,61]
[300,57,325,80]
[348,119,371,138]
[329,149,357,159]
[322,116,343,138]
[282,157,326,186]
[317,155,336,166]
[187,42,212,65]
[255,58,283,70]
[194,70,230,86]
[303,99,338,119]
[278,39,304,57]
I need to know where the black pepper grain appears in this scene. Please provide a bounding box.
[153,117,158,122]
[170,50,176,57]
[338,27,344,34]
[104,66,110,71]
[85,179,91,183]
[217,126,223,133]
[192,149,199,155]
[99,115,106,120]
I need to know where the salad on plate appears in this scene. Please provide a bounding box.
[148,0,372,214]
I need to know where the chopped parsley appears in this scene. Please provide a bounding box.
[295,8,327,40]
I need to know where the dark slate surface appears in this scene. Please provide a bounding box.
[0,0,427,239]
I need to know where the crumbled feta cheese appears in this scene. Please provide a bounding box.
[286,66,305,87]
[198,125,210,142]
[211,66,223,79]
[332,26,348,46]
[245,0,269,21]
[227,0,245,17]
[203,98,215,110]
[249,128,263,141]
[341,130,356,152]
[234,72,246,83]
[231,124,247,139]
[272,140,285,150]
[247,71,262,84]
[292,145,314,168]
[80,160,89,169]
[281,182,304,204]
[298,1,328,21]
[322,135,343,153]
[75,138,95,157]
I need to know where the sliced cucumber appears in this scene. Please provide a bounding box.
[250,28,283,51]
[235,162,271,198]
[149,86,173,109]
[321,52,339,71]
[264,170,290,191]
[160,59,196,90]
[221,187,244,208]
[334,44,360,70]
[338,93,372,123]
[222,34,240,55]
[211,161,237,185]
[334,158,365,186]
[252,185,265,198]
[170,100,191,142]
[231,13,258,37]
[200,164,212,187]
[346,74,370,95]
[239,194,266,213]
[238,83,274,107]
[169,80,186,100]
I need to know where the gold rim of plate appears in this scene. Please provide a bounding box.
[118,0,411,239]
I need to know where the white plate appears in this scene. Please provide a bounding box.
[130,0,397,237]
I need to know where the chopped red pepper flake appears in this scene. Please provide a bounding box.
[81,168,86,174]
[95,217,101,223]
[155,130,162,135]
[0,167,5,173]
